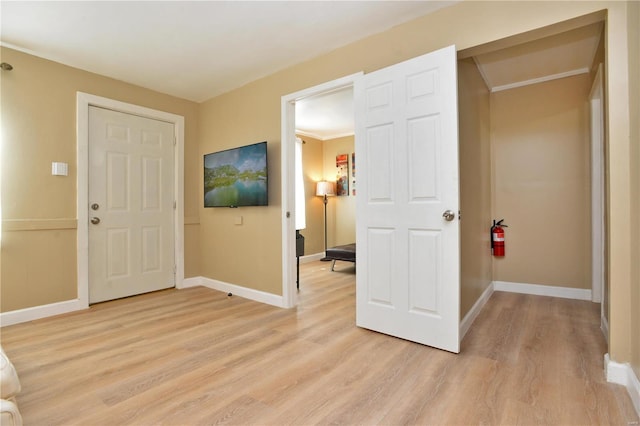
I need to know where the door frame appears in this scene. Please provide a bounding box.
[589,64,607,330]
[280,73,362,308]
[76,92,185,306]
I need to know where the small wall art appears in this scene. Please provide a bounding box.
[336,153,349,196]
[351,152,356,196]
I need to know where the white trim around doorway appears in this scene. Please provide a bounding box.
[77,93,185,305]
[589,64,606,306]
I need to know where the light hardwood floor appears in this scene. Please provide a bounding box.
[2,260,638,425]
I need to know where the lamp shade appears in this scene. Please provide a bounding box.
[316,180,336,197]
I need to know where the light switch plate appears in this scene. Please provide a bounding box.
[52,162,68,176]
[235,216,243,225]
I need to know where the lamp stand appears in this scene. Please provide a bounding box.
[320,194,331,261]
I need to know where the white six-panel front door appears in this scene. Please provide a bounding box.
[88,106,175,304]
[355,45,460,353]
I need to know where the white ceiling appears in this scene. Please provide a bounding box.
[0,0,456,103]
[295,87,354,140]
[1,2,602,140]
[472,22,603,93]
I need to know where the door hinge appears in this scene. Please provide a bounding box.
[174,200,177,209]
[173,136,177,146]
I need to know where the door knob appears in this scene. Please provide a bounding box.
[91,203,100,211]
[442,210,455,221]
[90,217,101,225]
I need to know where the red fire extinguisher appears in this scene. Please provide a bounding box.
[491,219,508,257]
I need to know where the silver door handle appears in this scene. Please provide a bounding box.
[90,217,101,225]
[442,210,455,221]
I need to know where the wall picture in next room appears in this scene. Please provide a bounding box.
[336,153,349,196]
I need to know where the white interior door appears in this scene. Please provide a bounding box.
[355,45,461,353]
[89,106,175,303]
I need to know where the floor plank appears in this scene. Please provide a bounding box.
[1,261,638,425]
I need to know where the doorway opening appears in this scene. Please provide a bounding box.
[281,73,361,309]
[457,15,607,340]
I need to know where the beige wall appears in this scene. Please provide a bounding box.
[0,47,200,312]
[198,88,284,295]
[627,0,640,381]
[458,58,492,318]
[491,74,592,288]
[604,1,636,365]
[322,136,355,248]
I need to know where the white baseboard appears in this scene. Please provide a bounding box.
[180,276,203,289]
[0,276,284,327]
[605,354,640,418]
[195,276,286,308]
[460,282,494,340]
[493,281,592,301]
[0,299,88,327]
